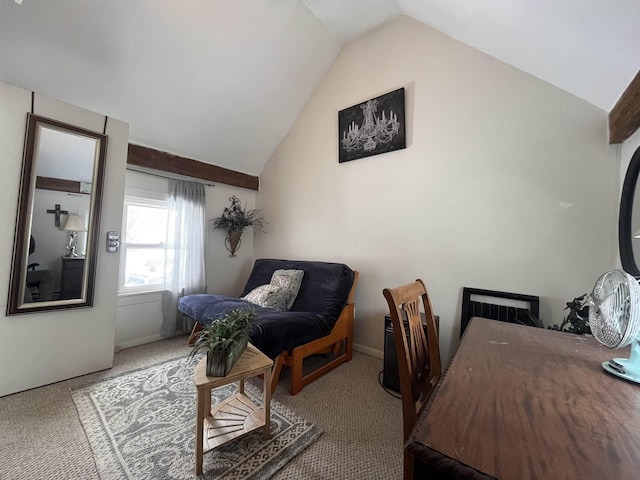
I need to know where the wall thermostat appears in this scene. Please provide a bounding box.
[106,231,120,252]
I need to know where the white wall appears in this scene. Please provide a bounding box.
[114,171,257,350]
[254,16,618,363]
[618,129,640,173]
[116,291,164,350]
[205,183,258,296]
[0,81,128,397]
[620,129,640,185]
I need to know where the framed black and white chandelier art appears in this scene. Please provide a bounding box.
[338,87,406,163]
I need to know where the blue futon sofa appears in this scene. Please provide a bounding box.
[179,258,358,394]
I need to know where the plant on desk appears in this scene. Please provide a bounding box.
[548,294,591,335]
[188,308,256,376]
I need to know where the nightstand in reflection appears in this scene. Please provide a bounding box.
[60,256,84,299]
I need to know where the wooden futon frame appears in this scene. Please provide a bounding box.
[188,271,358,395]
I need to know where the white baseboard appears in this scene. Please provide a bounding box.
[353,343,383,359]
[116,333,164,351]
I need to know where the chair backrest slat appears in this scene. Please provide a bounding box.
[383,279,441,480]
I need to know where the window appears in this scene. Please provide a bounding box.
[119,197,169,293]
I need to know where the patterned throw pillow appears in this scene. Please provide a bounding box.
[243,269,304,312]
[271,269,304,310]
[243,284,288,311]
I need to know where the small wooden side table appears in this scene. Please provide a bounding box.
[193,343,273,476]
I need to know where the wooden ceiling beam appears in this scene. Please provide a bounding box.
[36,176,84,194]
[127,144,259,191]
[609,70,640,144]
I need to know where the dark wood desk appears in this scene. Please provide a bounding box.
[407,317,640,480]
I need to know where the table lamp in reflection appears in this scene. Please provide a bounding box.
[62,213,87,257]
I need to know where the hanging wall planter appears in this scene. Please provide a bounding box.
[211,196,266,258]
[225,230,243,257]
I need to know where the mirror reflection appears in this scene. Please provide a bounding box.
[7,114,107,314]
[632,166,640,269]
[620,145,640,277]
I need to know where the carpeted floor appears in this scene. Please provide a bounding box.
[0,336,403,479]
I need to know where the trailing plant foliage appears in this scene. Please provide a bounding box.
[211,196,266,234]
[547,294,591,335]
[188,308,256,359]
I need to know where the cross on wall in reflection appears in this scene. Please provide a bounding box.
[46,204,68,227]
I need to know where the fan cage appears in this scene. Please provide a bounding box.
[589,270,640,348]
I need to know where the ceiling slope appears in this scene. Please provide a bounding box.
[399,0,640,113]
[1,0,638,176]
[0,0,341,175]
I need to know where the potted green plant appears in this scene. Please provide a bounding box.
[211,196,266,257]
[548,294,591,335]
[188,308,256,376]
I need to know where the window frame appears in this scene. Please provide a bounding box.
[118,196,169,295]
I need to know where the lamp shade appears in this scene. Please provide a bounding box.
[634,229,640,239]
[62,213,87,232]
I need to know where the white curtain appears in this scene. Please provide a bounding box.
[161,179,206,337]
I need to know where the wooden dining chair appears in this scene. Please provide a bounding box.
[383,279,442,480]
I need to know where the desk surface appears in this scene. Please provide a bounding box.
[407,317,640,480]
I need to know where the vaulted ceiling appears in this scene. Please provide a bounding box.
[1,0,638,176]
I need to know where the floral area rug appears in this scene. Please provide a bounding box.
[71,356,321,480]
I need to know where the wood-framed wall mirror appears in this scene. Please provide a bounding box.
[620,145,640,277]
[7,113,107,315]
